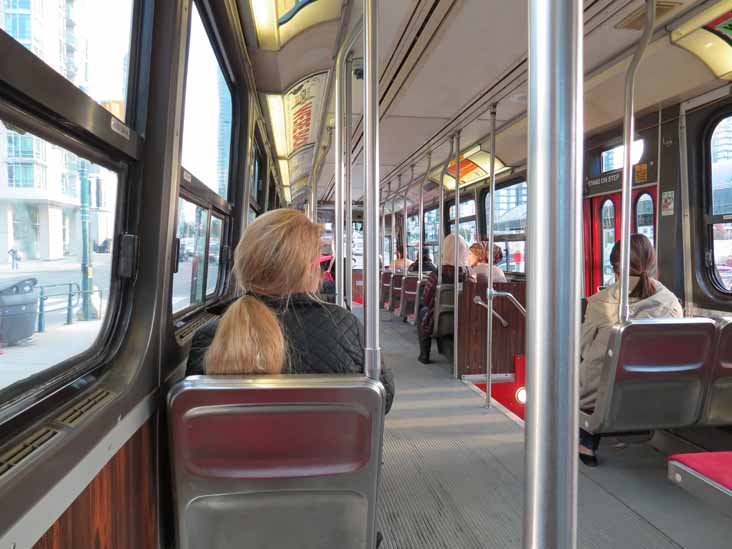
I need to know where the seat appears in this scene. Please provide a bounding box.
[389,274,404,313]
[701,318,732,426]
[399,275,420,322]
[409,279,427,326]
[380,271,392,309]
[668,452,732,518]
[432,284,455,338]
[168,374,385,549]
[580,318,716,434]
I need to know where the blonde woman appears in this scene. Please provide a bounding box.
[417,233,472,364]
[468,242,507,283]
[186,208,394,412]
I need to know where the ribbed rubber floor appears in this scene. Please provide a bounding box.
[374,311,732,549]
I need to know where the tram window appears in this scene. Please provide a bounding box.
[709,115,732,291]
[407,215,419,260]
[172,199,209,313]
[600,199,616,287]
[383,237,392,266]
[635,193,655,245]
[0,0,135,121]
[600,140,644,173]
[251,146,266,205]
[206,216,223,295]
[448,200,475,220]
[0,120,118,392]
[449,220,477,244]
[486,181,527,236]
[424,208,439,242]
[181,2,233,200]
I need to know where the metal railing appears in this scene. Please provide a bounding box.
[37,284,104,332]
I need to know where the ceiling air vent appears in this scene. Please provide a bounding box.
[616,1,682,30]
[0,427,59,479]
[56,388,116,428]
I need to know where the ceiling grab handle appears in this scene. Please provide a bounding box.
[485,103,498,407]
[453,129,462,379]
[525,0,583,548]
[619,0,656,323]
[363,0,381,381]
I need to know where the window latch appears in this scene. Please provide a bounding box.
[173,238,181,274]
[118,233,139,280]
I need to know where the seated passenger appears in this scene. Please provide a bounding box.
[579,234,682,466]
[408,247,437,274]
[392,248,412,273]
[187,208,394,413]
[468,242,507,283]
[417,234,472,364]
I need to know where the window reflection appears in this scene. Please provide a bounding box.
[172,199,208,312]
[207,216,222,295]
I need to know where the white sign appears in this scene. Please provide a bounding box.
[661,190,675,216]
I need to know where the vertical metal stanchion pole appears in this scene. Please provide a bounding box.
[485,104,498,407]
[403,166,414,275]
[391,176,399,271]
[437,137,454,285]
[363,0,381,380]
[453,130,461,379]
[419,154,431,280]
[345,54,354,307]
[525,0,583,547]
[619,0,656,323]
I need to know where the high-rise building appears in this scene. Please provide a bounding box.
[0,0,115,263]
[216,72,232,198]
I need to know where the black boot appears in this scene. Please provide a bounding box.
[418,336,431,364]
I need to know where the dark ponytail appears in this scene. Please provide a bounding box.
[610,234,657,300]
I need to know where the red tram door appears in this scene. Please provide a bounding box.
[584,186,657,296]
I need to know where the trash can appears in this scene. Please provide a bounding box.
[0,277,38,345]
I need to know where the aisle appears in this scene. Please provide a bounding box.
[373,311,732,549]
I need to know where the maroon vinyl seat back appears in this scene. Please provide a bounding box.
[380,271,392,308]
[581,318,716,434]
[168,374,385,549]
[399,276,420,320]
[389,274,404,312]
[702,318,732,426]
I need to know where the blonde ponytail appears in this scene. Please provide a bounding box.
[203,208,323,375]
[205,296,285,375]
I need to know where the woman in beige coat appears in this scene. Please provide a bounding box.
[579,234,682,466]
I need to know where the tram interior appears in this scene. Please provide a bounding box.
[0,0,731,548]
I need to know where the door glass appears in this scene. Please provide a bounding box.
[206,216,222,295]
[710,116,732,216]
[506,241,526,273]
[172,199,208,312]
[424,208,439,242]
[600,199,616,287]
[712,223,732,291]
[487,181,528,235]
[635,193,655,245]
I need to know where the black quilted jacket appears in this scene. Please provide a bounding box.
[186,294,394,413]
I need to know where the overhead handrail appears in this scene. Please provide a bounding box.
[619,0,656,322]
[489,289,527,318]
[473,296,509,328]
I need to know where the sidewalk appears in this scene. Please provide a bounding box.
[0,255,111,277]
[0,319,102,390]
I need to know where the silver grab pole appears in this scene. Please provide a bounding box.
[619,0,656,323]
[453,130,461,379]
[403,166,414,276]
[418,154,431,281]
[363,0,380,380]
[345,54,354,307]
[525,0,583,547]
[485,103,498,407]
[391,176,399,271]
[437,137,454,285]
[334,37,346,308]
[382,182,389,269]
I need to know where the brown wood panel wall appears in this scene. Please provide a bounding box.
[34,418,157,549]
[458,279,526,377]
